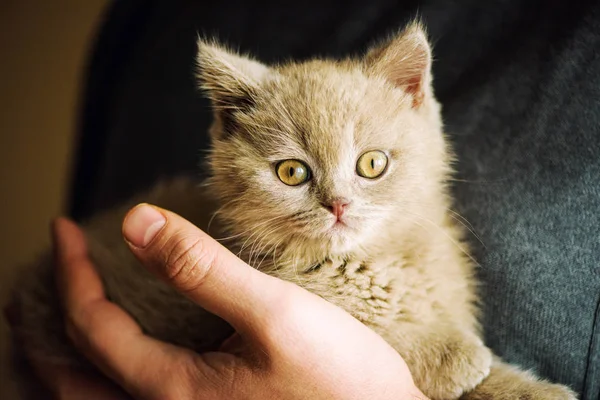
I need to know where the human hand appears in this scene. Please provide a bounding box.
[10,204,429,399]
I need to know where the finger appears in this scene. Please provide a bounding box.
[28,361,132,400]
[52,217,106,314]
[52,218,203,399]
[5,297,131,399]
[122,204,293,341]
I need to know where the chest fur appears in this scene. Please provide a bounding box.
[286,257,405,328]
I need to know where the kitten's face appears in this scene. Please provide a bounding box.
[200,23,449,262]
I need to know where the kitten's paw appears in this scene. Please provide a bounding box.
[421,334,493,400]
[460,384,577,400]
[460,361,579,400]
[462,379,578,400]
[516,383,578,400]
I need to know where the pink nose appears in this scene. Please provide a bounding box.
[323,198,350,219]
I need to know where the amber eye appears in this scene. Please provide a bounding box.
[276,160,311,186]
[356,150,388,179]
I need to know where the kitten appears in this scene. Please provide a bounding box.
[11,22,577,399]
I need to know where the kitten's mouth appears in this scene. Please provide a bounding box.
[315,215,354,238]
[333,219,347,228]
[328,218,349,232]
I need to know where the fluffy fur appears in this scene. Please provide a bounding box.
[11,22,577,399]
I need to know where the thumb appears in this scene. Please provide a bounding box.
[122,203,291,342]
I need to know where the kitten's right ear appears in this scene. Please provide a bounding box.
[196,39,271,135]
[363,21,432,108]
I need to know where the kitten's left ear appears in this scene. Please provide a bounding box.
[364,21,432,108]
[196,39,271,110]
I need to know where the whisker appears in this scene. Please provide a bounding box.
[215,214,284,243]
[207,197,244,234]
[406,210,481,267]
[247,222,287,267]
[235,216,288,256]
[445,208,486,248]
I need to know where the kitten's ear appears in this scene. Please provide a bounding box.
[364,21,432,108]
[196,38,271,114]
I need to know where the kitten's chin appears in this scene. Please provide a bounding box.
[319,224,356,254]
[290,218,363,257]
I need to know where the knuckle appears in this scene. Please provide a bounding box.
[191,354,249,398]
[162,233,216,292]
[153,357,207,400]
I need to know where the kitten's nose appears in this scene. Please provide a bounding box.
[322,198,350,219]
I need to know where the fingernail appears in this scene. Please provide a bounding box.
[123,204,166,248]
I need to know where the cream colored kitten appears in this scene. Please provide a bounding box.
[12,22,577,399]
